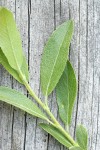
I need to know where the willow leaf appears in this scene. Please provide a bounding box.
[21,55,29,82]
[40,20,74,96]
[0,7,28,79]
[56,61,77,126]
[0,86,47,120]
[76,125,88,150]
[69,146,83,150]
[0,49,23,83]
[40,123,72,148]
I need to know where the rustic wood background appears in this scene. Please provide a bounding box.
[0,0,100,150]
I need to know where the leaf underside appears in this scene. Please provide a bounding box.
[0,48,22,83]
[0,86,47,120]
[40,123,72,148]
[56,60,77,126]
[40,20,74,96]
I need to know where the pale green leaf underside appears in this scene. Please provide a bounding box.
[56,61,77,125]
[76,125,88,150]
[0,7,27,72]
[69,146,83,150]
[40,20,74,96]
[0,86,47,120]
[40,123,72,148]
[0,48,22,83]
[21,55,29,82]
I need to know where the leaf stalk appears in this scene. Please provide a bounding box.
[18,69,79,147]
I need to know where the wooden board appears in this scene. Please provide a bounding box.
[0,0,99,150]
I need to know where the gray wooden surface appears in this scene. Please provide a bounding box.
[0,0,100,150]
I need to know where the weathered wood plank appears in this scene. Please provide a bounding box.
[11,1,29,150]
[90,1,100,149]
[0,0,100,150]
[68,0,80,140]
[74,1,100,150]
[0,1,15,150]
[25,1,54,150]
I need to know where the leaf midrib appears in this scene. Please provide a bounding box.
[46,23,71,95]
[4,12,21,71]
[40,124,72,147]
[49,127,70,145]
[0,95,46,120]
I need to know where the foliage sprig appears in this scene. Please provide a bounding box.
[0,7,88,150]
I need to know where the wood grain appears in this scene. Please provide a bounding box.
[0,0,100,150]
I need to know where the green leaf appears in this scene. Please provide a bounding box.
[56,61,77,126]
[76,125,88,150]
[69,146,83,150]
[0,48,28,83]
[21,55,29,82]
[0,48,22,83]
[40,20,74,96]
[0,7,28,79]
[0,86,47,120]
[40,123,72,148]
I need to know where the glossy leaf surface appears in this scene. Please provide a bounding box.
[56,61,77,125]
[0,86,47,120]
[40,21,74,96]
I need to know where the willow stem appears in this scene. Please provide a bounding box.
[19,70,78,147]
[45,96,48,107]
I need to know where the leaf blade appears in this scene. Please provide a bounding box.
[69,146,83,150]
[56,61,77,125]
[40,20,74,96]
[0,7,23,70]
[21,55,29,82]
[0,86,47,120]
[40,123,72,148]
[0,49,22,83]
[0,7,29,82]
[0,48,29,83]
[76,125,88,150]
